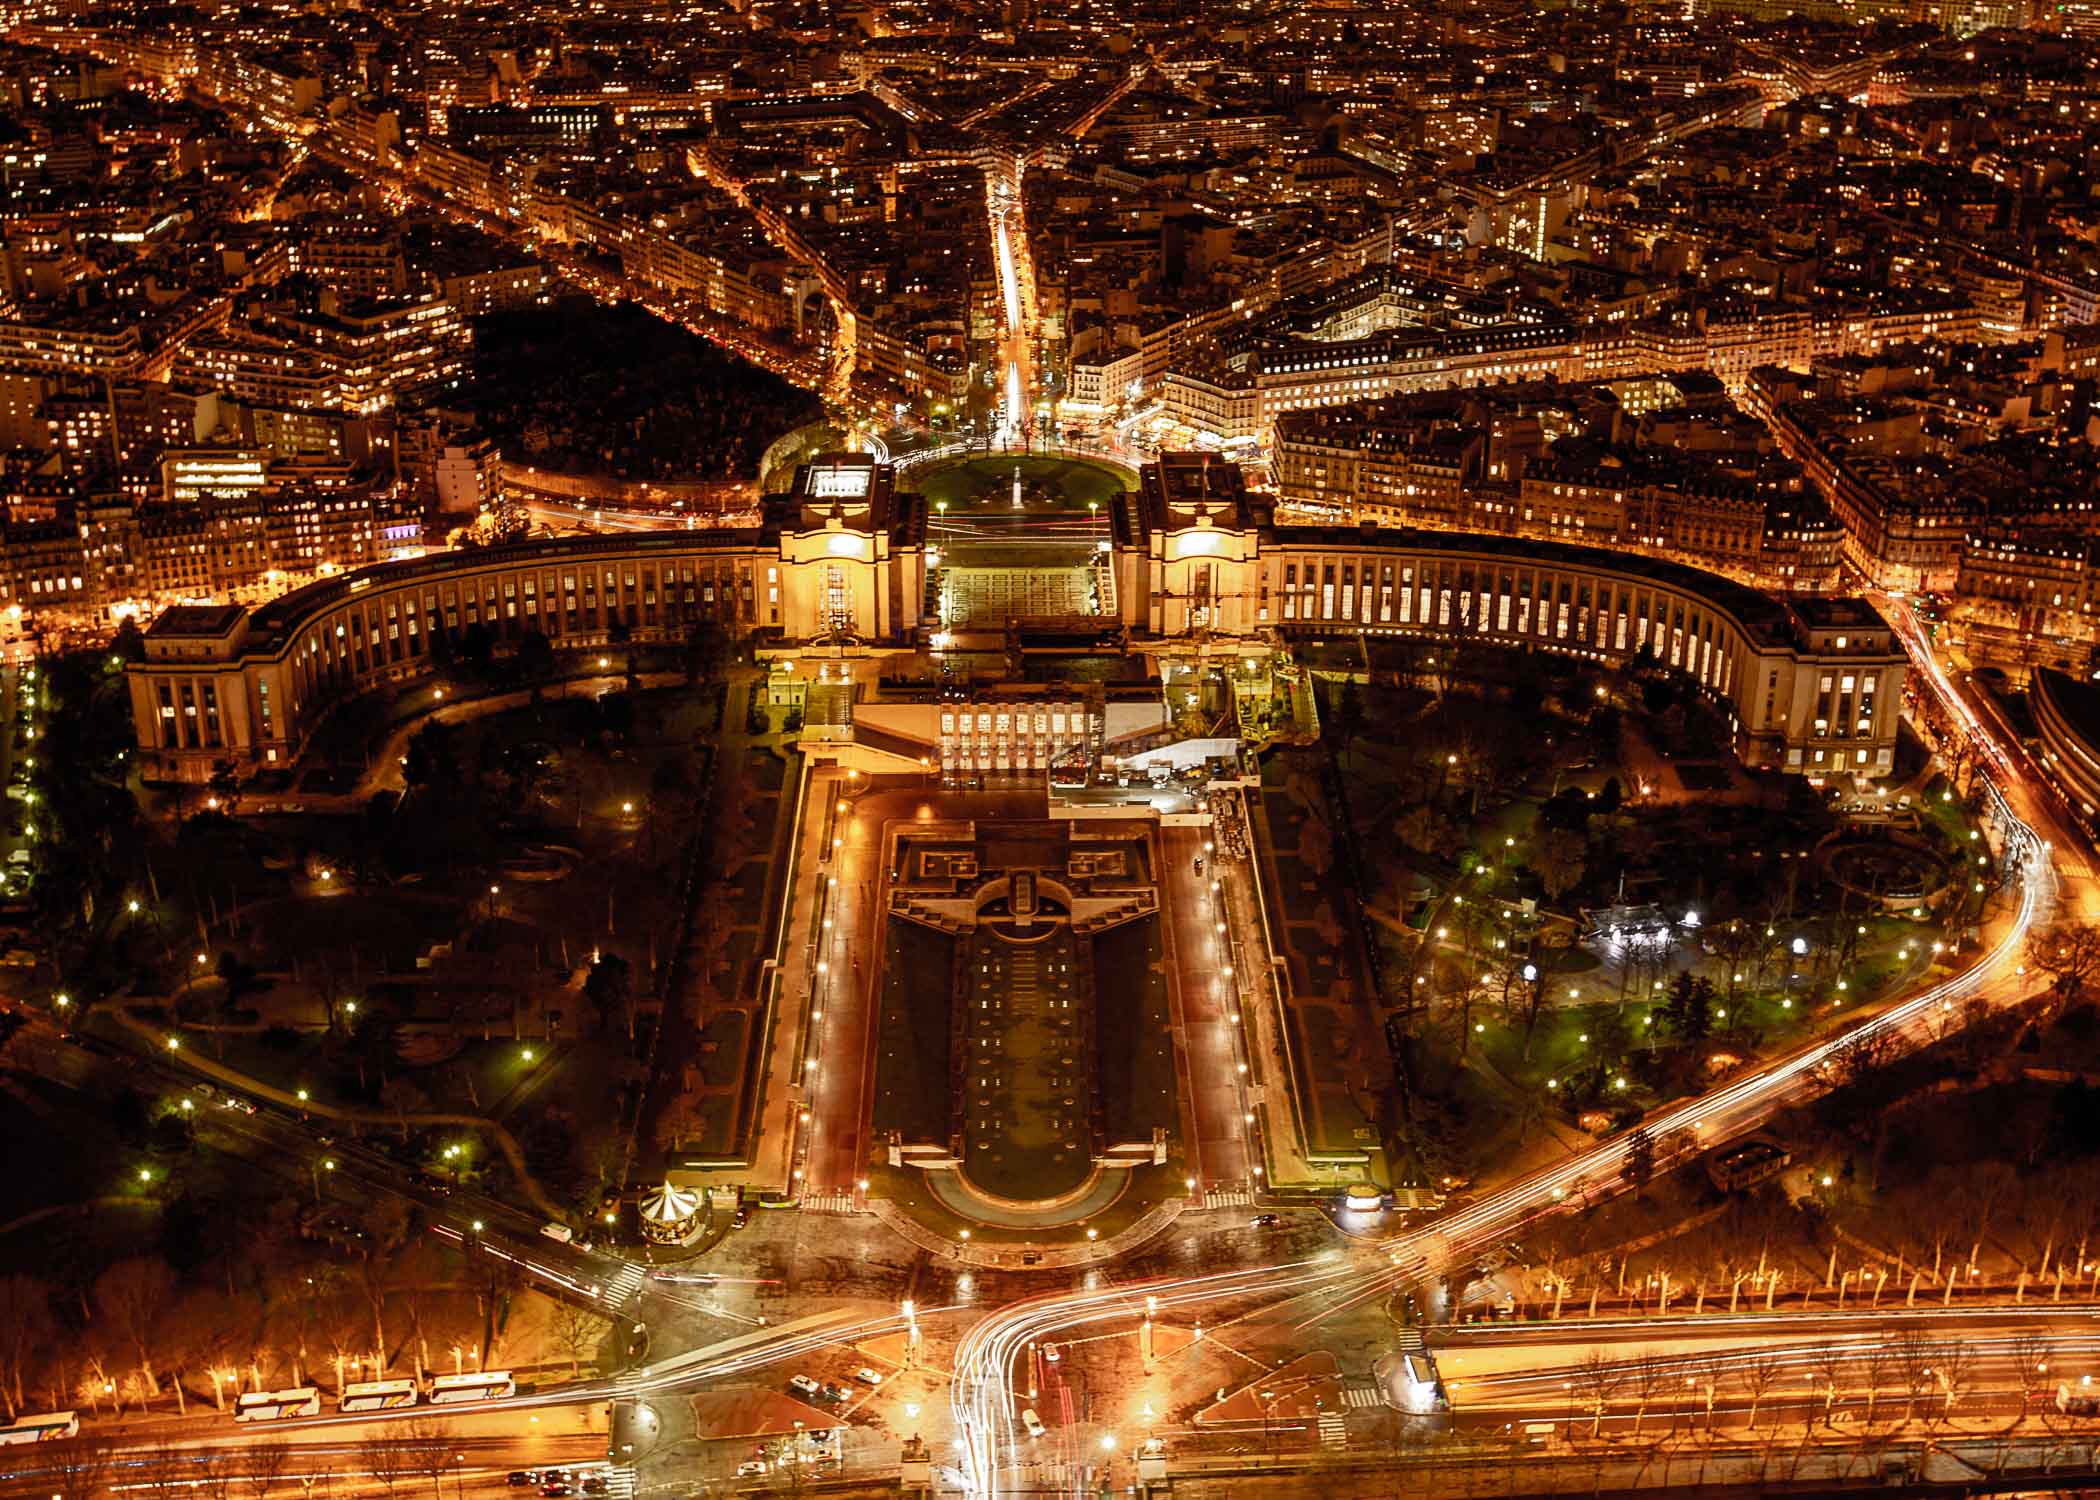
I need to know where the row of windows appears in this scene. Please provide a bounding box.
[1229,553,1748,697]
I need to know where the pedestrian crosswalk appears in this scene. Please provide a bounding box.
[601,1260,646,1306]
[601,1466,638,1500]
[1202,1188,1255,1209]
[1343,1385,1385,1410]
[799,1190,860,1214]
[1317,1411,1348,1448]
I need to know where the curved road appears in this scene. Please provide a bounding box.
[948,608,2076,1497]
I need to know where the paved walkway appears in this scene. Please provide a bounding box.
[924,1164,1127,1228]
[105,1004,570,1220]
[868,1193,1185,1269]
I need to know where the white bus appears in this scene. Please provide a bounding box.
[427,1371,515,1404]
[235,1388,322,1422]
[0,1411,78,1445]
[338,1379,420,1413]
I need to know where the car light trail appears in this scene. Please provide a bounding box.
[951,1259,1376,1498]
[1456,1330,2100,1399]
[1400,774,2051,1281]
[944,609,2065,1496]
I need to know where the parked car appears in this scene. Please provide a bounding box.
[853,1367,884,1386]
[788,1374,822,1398]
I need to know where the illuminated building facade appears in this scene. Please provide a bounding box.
[131,452,1904,784]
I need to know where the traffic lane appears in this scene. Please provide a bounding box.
[1884,597,2095,885]
[1160,826,1252,1191]
[103,1425,607,1461]
[2,1404,614,1485]
[1447,1336,2100,1410]
[1451,1387,2053,1432]
[1430,1304,2100,1348]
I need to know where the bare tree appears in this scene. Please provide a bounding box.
[1860,1338,1897,1427]
[93,1258,175,1399]
[243,1440,294,1500]
[0,1273,54,1419]
[1739,1352,1787,1431]
[2026,921,2100,1006]
[1807,1343,1851,1429]
[1816,1026,1901,1099]
[1576,1349,1621,1438]
[361,1430,413,1499]
[1710,921,1760,1003]
[357,1197,412,1371]
[476,1252,527,1368]
[1957,1160,2018,1273]
[2011,1332,2057,1423]
[1626,1351,1670,1438]
[44,1431,118,1500]
[394,1417,458,1500]
[547,1301,610,1378]
[1930,1340,1976,1429]
[137,1441,194,1500]
[192,1447,241,1500]
[1891,1328,1937,1423]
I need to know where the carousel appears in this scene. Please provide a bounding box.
[637,1180,704,1245]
